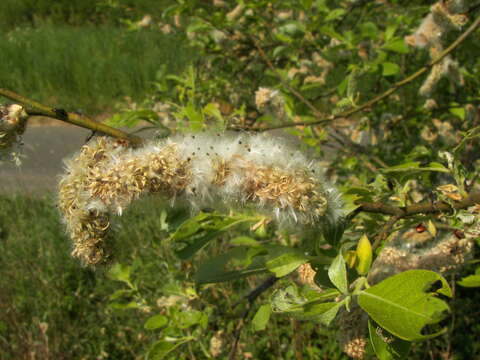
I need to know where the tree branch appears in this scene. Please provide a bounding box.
[358,191,480,218]
[229,276,278,360]
[0,88,143,145]
[251,14,480,132]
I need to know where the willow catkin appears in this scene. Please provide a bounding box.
[58,132,341,265]
[404,0,467,96]
[368,227,474,285]
[0,104,28,161]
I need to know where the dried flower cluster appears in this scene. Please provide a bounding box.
[368,227,474,285]
[0,104,28,162]
[405,0,467,96]
[59,132,341,265]
[337,305,368,359]
[297,262,317,287]
[255,87,287,121]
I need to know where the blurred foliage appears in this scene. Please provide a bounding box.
[0,0,176,31]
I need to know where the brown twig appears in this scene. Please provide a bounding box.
[0,88,143,145]
[373,215,402,249]
[358,191,480,218]
[250,14,480,132]
[229,276,278,360]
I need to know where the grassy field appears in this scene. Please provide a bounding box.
[0,25,194,113]
[0,0,175,31]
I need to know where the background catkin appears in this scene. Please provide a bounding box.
[405,0,467,96]
[0,104,28,163]
[58,132,341,265]
[368,227,474,285]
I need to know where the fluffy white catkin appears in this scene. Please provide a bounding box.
[58,132,342,265]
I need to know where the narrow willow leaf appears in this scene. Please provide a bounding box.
[266,250,310,277]
[457,273,480,288]
[147,337,193,360]
[194,246,266,284]
[382,62,400,76]
[252,304,272,331]
[368,320,411,360]
[170,212,257,259]
[328,253,348,294]
[144,315,168,330]
[358,270,452,341]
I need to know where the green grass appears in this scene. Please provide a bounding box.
[0,0,175,31]
[0,25,194,113]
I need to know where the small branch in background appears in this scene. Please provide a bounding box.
[358,191,480,219]
[252,14,480,131]
[250,38,324,119]
[0,88,143,145]
[373,215,402,250]
[229,276,278,360]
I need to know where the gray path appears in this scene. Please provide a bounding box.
[0,125,91,193]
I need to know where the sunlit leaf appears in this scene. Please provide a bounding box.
[358,270,452,341]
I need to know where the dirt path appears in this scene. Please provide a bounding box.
[0,124,91,194]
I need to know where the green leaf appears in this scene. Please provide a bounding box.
[252,304,272,331]
[449,107,465,120]
[278,21,305,37]
[108,263,133,288]
[109,301,140,310]
[270,285,342,325]
[325,8,346,22]
[203,103,224,125]
[230,236,261,247]
[328,253,348,294]
[177,310,208,329]
[303,300,344,326]
[458,272,480,287]
[382,38,409,54]
[194,246,267,284]
[319,25,344,41]
[382,162,449,174]
[368,320,411,360]
[147,337,193,360]
[358,270,452,341]
[169,212,257,259]
[109,289,133,301]
[382,62,400,76]
[144,315,168,330]
[266,250,310,277]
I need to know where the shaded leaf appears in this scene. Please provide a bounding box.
[144,315,168,330]
[252,304,272,331]
[368,320,411,360]
[147,337,193,360]
[328,253,348,294]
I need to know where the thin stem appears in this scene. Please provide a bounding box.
[0,88,143,145]
[252,14,480,132]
